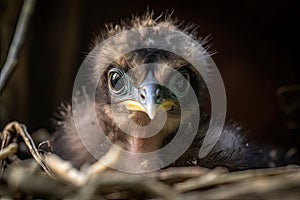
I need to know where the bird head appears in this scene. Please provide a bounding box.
[93,50,207,153]
[88,12,210,153]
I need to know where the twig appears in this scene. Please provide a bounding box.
[0,143,18,159]
[185,169,300,200]
[0,121,54,178]
[44,151,181,199]
[175,165,300,192]
[149,166,210,185]
[0,0,36,94]
[44,153,87,187]
[276,84,300,96]
[4,165,72,198]
[73,171,181,200]
[44,143,122,187]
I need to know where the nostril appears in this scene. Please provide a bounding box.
[139,88,146,102]
[155,87,162,102]
[156,93,161,100]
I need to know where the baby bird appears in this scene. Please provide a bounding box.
[52,12,272,172]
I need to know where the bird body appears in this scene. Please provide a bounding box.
[52,12,271,172]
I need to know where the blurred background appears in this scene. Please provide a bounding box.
[1,0,299,150]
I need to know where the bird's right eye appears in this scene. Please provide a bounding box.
[108,68,129,96]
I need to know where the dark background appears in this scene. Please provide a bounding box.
[1,0,299,149]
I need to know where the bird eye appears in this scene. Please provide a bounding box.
[169,72,190,98]
[108,68,129,95]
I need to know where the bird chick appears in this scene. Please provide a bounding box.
[52,12,270,172]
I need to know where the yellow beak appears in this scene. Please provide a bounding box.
[122,100,176,120]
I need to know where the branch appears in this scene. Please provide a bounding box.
[0,121,54,178]
[0,0,36,94]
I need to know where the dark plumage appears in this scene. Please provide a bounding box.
[52,12,274,172]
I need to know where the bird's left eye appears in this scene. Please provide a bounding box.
[169,72,190,98]
[108,68,129,96]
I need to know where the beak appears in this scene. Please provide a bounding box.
[122,84,176,120]
[138,83,162,119]
[120,70,177,119]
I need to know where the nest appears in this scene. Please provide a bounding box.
[1,121,300,200]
